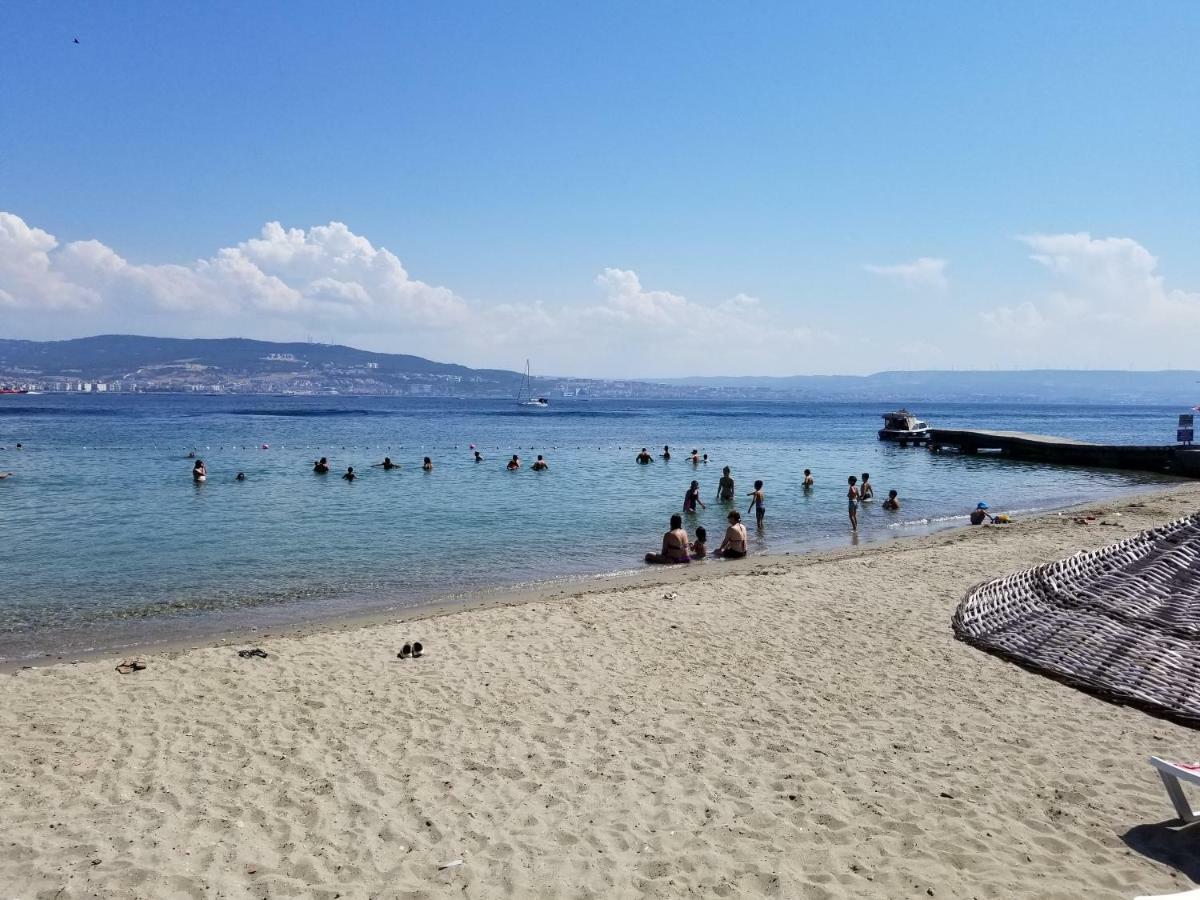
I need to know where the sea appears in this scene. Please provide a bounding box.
[0,394,1189,663]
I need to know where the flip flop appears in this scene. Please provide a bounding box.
[237,648,268,659]
[397,643,412,659]
[411,641,423,658]
[115,659,146,675]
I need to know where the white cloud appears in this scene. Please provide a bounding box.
[864,257,948,291]
[0,212,837,377]
[979,232,1200,367]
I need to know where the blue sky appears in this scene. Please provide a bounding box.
[2,2,1199,375]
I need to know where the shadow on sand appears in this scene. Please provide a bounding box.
[1122,819,1200,885]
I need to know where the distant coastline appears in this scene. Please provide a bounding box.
[3,334,1200,402]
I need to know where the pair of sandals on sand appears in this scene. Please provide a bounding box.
[115,659,147,674]
[237,648,269,659]
[397,642,424,659]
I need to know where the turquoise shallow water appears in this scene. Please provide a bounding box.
[0,395,1188,661]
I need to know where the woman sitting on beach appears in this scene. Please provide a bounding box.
[716,510,748,558]
[882,489,900,510]
[192,459,207,482]
[683,479,706,513]
[645,514,691,565]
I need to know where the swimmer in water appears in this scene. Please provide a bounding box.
[422,457,433,471]
[747,480,765,528]
[372,457,400,470]
[0,472,13,480]
[717,466,735,502]
[690,449,701,464]
[507,454,521,470]
[803,469,814,488]
[636,448,653,464]
[474,450,484,462]
[343,466,356,481]
[882,489,900,510]
[860,472,874,501]
[192,459,207,483]
[702,453,708,464]
[683,479,707,513]
[313,457,330,474]
[531,455,549,471]
[236,472,246,482]
[662,445,671,461]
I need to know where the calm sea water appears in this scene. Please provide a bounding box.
[0,395,1188,662]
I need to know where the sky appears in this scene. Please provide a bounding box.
[1,1,1198,377]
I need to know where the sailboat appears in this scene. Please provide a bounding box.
[516,360,549,408]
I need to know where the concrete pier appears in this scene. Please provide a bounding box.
[927,429,1200,478]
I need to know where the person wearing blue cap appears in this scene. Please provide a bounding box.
[970,502,994,526]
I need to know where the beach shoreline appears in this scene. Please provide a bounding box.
[5,481,1189,674]
[6,484,1200,896]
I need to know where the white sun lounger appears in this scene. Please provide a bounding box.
[1150,757,1200,824]
[1133,890,1200,900]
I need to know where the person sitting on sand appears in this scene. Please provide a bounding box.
[716,510,748,558]
[717,466,735,502]
[803,469,814,488]
[690,449,701,464]
[343,466,356,482]
[970,502,994,525]
[507,454,521,470]
[636,448,653,464]
[192,460,207,482]
[645,514,691,565]
[422,457,433,471]
[661,445,671,461]
[691,525,708,559]
[474,450,484,462]
[313,457,330,474]
[683,479,707,513]
[860,472,874,501]
[373,457,400,470]
[531,455,548,471]
[882,489,900,510]
[747,480,766,528]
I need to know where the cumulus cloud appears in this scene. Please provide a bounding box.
[0,212,835,377]
[864,257,948,291]
[980,232,1200,367]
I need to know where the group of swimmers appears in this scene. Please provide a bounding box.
[645,465,913,562]
[190,449,555,483]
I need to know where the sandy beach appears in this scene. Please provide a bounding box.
[5,487,1200,899]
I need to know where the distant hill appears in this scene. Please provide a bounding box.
[2,335,1198,403]
[0,335,519,381]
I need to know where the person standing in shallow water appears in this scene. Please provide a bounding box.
[343,466,356,482]
[313,457,330,474]
[422,457,433,471]
[192,459,207,482]
[747,480,766,528]
[803,469,814,488]
[860,472,874,501]
[661,445,671,461]
[636,448,653,464]
[531,455,549,471]
[683,479,706,513]
[847,475,860,531]
[717,466,735,502]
